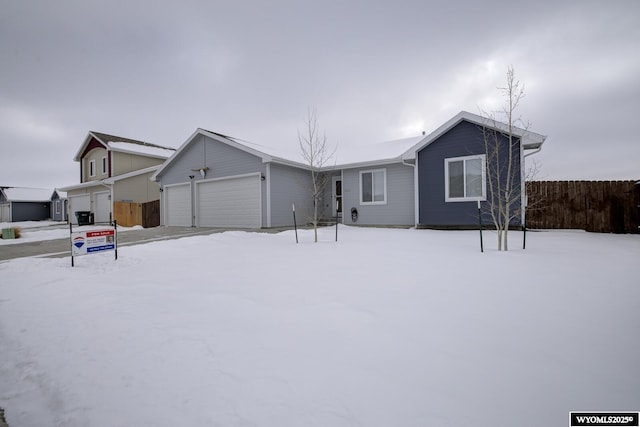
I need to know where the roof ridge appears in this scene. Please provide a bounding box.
[90,131,175,151]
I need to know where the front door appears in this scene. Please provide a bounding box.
[332,176,342,218]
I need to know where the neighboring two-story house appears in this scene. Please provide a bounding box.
[60,132,175,225]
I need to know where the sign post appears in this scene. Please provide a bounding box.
[292,203,298,244]
[335,199,339,242]
[477,200,484,253]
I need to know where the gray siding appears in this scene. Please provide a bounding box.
[157,134,268,227]
[417,120,521,227]
[51,194,67,221]
[269,163,314,227]
[342,163,415,226]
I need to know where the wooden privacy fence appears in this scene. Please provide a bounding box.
[113,200,160,228]
[526,181,639,233]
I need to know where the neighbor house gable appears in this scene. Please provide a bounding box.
[73,131,176,183]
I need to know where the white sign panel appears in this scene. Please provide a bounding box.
[71,229,116,256]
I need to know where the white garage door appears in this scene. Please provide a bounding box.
[197,174,261,228]
[165,183,191,226]
[94,191,110,224]
[69,194,91,225]
[0,204,10,222]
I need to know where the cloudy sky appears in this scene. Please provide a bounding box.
[1,0,639,188]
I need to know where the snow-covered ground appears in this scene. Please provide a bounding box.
[0,222,142,245]
[1,227,638,427]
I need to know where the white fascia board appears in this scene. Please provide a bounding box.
[72,131,107,162]
[269,156,311,170]
[107,146,173,160]
[106,166,159,184]
[323,158,403,172]
[151,129,203,181]
[401,111,547,160]
[152,129,274,181]
[58,181,107,192]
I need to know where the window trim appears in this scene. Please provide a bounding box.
[89,159,96,178]
[101,156,107,175]
[444,154,486,202]
[359,168,387,205]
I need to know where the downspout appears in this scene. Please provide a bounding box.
[402,159,417,227]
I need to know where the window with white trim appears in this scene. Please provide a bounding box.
[101,156,107,175]
[360,169,386,204]
[444,154,486,202]
[89,159,96,177]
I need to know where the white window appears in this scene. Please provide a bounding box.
[101,156,107,175]
[360,169,386,205]
[89,159,96,177]
[444,154,486,202]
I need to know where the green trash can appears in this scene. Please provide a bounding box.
[75,211,92,225]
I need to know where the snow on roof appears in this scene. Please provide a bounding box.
[3,187,54,202]
[198,129,423,168]
[108,141,176,159]
[331,135,425,167]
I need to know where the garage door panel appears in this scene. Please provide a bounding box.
[94,192,110,223]
[197,175,260,228]
[165,184,191,226]
[69,194,90,225]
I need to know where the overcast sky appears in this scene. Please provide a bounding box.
[1,0,639,188]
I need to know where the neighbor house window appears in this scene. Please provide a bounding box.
[445,154,486,202]
[360,169,386,204]
[101,156,107,175]
[89,159,96,177]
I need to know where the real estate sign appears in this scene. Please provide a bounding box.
[71,229,116,256]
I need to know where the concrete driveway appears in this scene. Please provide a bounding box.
[0,226,231,262]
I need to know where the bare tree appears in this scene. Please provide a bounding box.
[298,108,335,242]
[481,65,529,251]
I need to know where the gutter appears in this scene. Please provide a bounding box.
[523,146,542,159]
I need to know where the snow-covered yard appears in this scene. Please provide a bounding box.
[1,227,639,426]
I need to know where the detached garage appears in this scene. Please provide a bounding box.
[151,128,313,229]
[0,187,55,222]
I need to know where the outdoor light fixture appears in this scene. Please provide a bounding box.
[200,168,206,178]
[189,175,195,180]
[261,174,266,181]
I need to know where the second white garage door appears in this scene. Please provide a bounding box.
[197,174,261,228]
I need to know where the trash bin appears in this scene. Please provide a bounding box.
[75,211,92,225]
